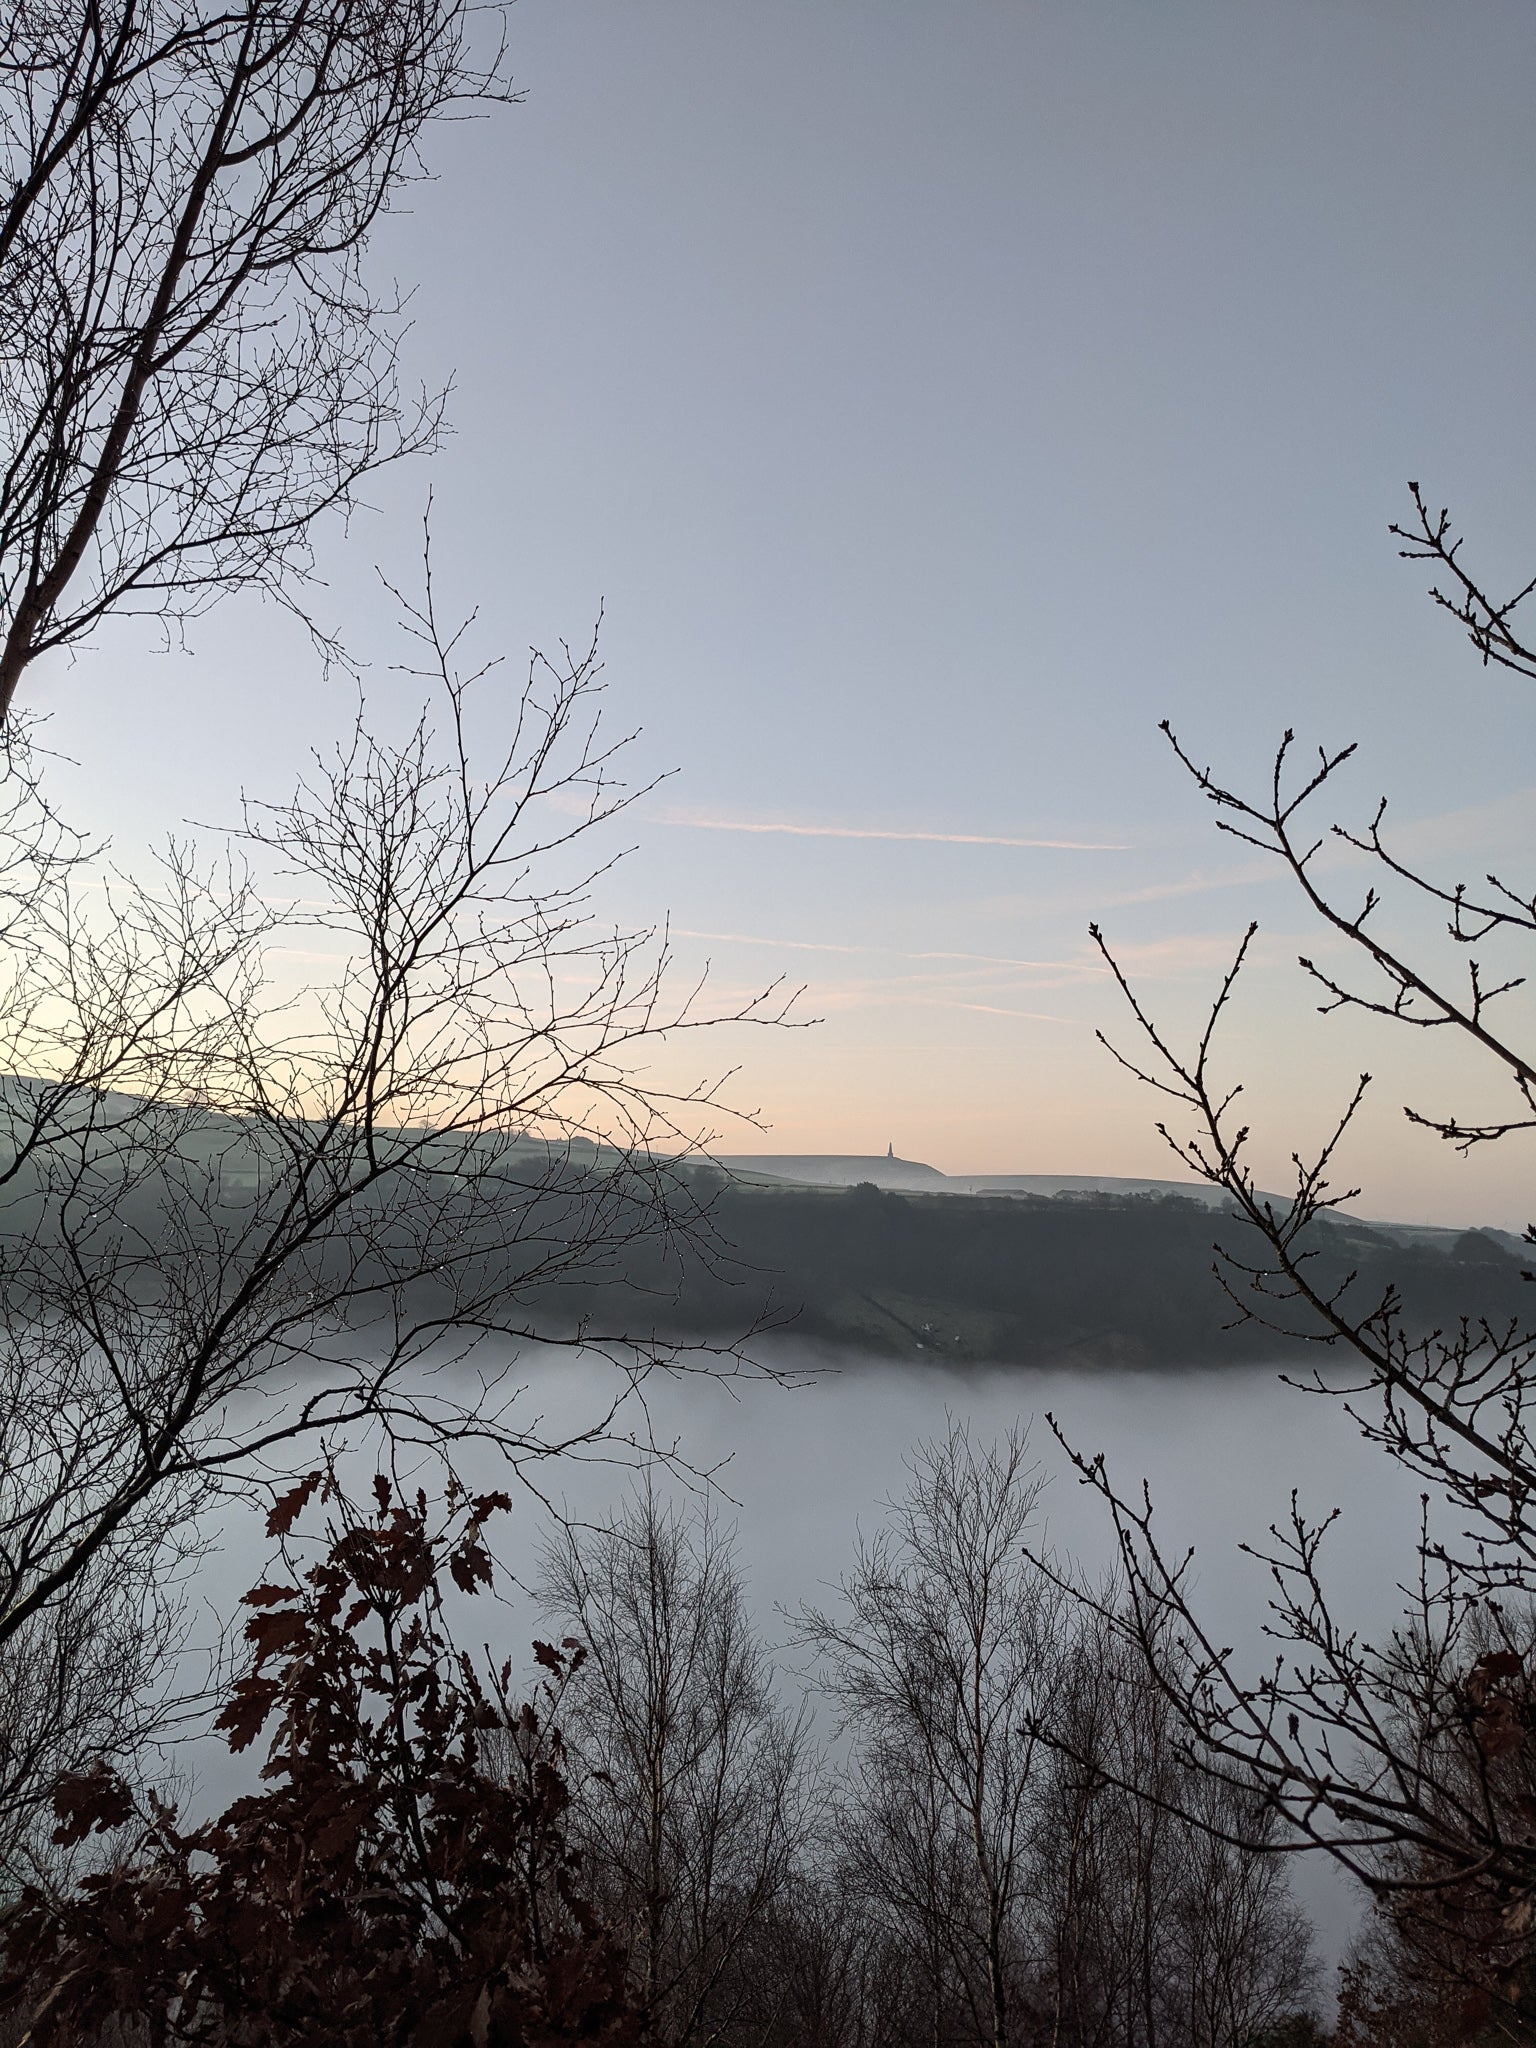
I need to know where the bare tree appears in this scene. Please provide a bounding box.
[1070,486,1536,2013]
[835,1714,979,2048]
[1034,1613,1169,2048]
[752,1859,923,2048]
[0,547,797,1878]
[0,1503,197,1892]
[800,1426,1315,2048]
[539,1482,813,2047]
[0,0,511,722]
[798,1423,1059,2048]
[1034,1609,1315,2048]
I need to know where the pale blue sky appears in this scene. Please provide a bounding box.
[34,0,1536,1223]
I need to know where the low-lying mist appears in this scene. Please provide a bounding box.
[183,1341,1429,1972]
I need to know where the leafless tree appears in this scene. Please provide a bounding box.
[0,545,797,1879]
[1034,1609,1315,2048]
[834,1715,979,2048]
[0,0,512,723]
[1033,1613,1168,2048]
[1070,485,1536,2014]
[799,1425,1315,2048]
[752,1860,923,2048]
[798,1423,1060,2048]
[539,1482,815,2046]
[0,1501,197,1891]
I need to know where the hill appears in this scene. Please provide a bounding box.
[601,1170,1533,1370]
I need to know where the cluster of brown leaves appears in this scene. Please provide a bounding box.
[1333,1642,1536,2048]
[1458,1650,1529,1766]
[0,1471,644,2047]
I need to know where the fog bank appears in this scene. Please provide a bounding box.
[180,1343,1430,1974]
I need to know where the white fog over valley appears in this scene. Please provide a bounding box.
[182,1341,1427,1968]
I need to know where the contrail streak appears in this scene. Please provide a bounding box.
[674,929,864,954]
[660,817,1128,851]
[674,930,1106,973]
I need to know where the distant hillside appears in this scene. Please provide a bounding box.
[6,1087,1523,1371]
[595,1176,1534,1370]
[716,1152,951,1192]
[712,1152,1523,1257]
[718,1153,1247,1208]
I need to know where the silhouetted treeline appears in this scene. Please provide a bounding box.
[599,1179,1530,1369]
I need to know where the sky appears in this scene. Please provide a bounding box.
[30,0,1536,1226]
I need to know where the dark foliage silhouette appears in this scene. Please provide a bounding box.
[0,1469,645,2046]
